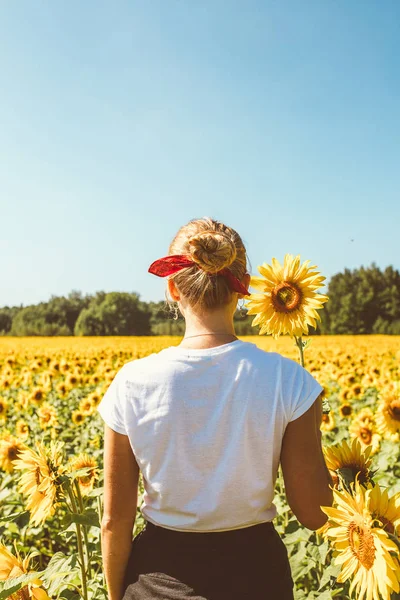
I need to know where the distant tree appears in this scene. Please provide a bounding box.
[0,309,13,334]
[322,264,400,334]
[3,265,400,336]
[75,292,151,336]
[9,291,91,336]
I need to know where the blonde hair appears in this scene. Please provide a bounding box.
[166,217,249,311]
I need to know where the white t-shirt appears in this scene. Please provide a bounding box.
[97,339,323,532]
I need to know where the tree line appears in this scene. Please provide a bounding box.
[1,264,399,336]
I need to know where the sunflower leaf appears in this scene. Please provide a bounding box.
[85,487,104,497]
[318,541,330,565]
[0,510,29,523]
[0,571,45,600]
[61,508,100,529]
[40,551,80,596]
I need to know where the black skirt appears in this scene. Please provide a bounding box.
[122,520,294,600]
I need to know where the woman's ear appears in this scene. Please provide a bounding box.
[167,278,180,302]
[242,272,251,292]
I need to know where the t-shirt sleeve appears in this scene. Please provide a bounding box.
[97,366,128,435]
[280,356,324,423]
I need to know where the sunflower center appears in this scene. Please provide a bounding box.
[378,516,395,535]
[8,446,19,460]
[388,400,400,421]
[359,427,372,444]
[271,282,303,313]
[348,523,375,569]
[35,466,43,485]
[340,405,352,416]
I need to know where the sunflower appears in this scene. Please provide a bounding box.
[79,398,95,415]
[245,254,328,338]
[367,484,400,536]
[323,438,373,487]
[320,411,336,432]
[37,403,58,430]
[12,440,66,526]
[0,435,28,473]
[351,383,364,398]
[339,403,353,418]
[71,410,85,425]
[29,388,45,406]
[339,389,351,403]
[88,391,101,407]
[356,408,375,427]
[349,420,381,455]
[65,372,80,387]
[0,397,8,421]
[321,482,400,600]
[56,382,67,397]
[16,420,30,441]
[376,382,400,442]
[0,540,50,600]
[0,377,11,389]
[68,453,99,496]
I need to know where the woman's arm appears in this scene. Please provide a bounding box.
[101,425,140,600]
[280,393,333,530]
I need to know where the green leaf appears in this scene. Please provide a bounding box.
[85,487,104,497]
[0,510,29,523]
[307,544,321,564]
[0,571,44,600]
[40,551,80,596]
[61,508,100,529]
[283,529,311,546]
[318,541,330,565]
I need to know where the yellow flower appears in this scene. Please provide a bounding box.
[37,402,58,430]
[0,434,28,473]
[245,254,328,338]
[0,540,50,600]
[349,420,381,455]
[339,403,353,418]
[321,482,400,600]
[0,397,8,421]
[376,382,400,442]
[56,382,68,397]
[68,453,99,496]
[350,383,364,398]
[320,411,336,432]
[12,440,66,526]
[88,391,101,407]
[367,484,400,537]
[29,388,45,407]
[72,410,86,425]
[323,438,373,487]
[16,420,30,441]
[79,398,95,415]
[349,409,381,454]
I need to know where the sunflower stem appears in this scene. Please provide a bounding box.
[294,336,305,367]
[67,484,88,600]
[75,479,93,581]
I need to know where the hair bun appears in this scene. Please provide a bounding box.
[188,231,237,273]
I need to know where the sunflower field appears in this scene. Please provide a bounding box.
[1,335,400,600]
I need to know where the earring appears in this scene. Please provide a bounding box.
[238,297,247,317]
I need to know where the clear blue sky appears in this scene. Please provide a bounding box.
[2,1,399,307]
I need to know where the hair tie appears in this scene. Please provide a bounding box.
[148,254,250,296]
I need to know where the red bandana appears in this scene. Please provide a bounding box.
[148,254,250,296]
